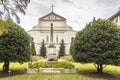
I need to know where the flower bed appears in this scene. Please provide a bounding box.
[25,61,78,74]
[29,61,75,69]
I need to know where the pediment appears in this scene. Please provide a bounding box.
[39,12,66,21]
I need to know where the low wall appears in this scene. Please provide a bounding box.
[25,68,79,74]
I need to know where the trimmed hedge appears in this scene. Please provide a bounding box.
[30,62,75,69]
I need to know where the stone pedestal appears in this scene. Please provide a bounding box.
[46,47,57,61]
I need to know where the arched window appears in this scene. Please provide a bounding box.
[56,35,58,43]
[46,35,49,43]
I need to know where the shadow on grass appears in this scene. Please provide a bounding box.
[79,71,120,80]
[0,70,120,80]
[0,70,25,78]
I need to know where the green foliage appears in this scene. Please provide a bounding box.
[0,19,31,72]
[0,19,6,35]
[72,19,120,72]
[0,24,31,62]
[0,0,30,23]
[1,61,120,75]
[30,62,75,69]
[40,40,46,58]
[70,40,74,55]
[30,39,36,55]
[30,62,45,68]
[0,18,14,36]
[58,39,65,58]
[52,62,75,69]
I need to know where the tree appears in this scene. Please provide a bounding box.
[0,19,31,72]
[0,19,6,35]
[69,40,74,55]
[30,39,36,56]
[0,0,30,23]
[40,40,46,58]
[0,18,14,36]
[72,19,120,73]
[58,39,65,58]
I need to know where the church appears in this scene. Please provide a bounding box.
[28,5,76,55]
[108,9,120,25]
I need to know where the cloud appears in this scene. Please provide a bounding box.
[19,0,120,31]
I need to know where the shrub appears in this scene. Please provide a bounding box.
[30,62,45,68]
[30,62,75,69]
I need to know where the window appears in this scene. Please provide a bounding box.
[46,35,49,43]
[56,35,59,43]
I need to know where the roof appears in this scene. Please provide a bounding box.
[39,12,66,21]
[108,11,120,20]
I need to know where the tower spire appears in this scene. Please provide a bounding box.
[50,3,55,12]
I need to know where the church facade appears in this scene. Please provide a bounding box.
[108,10,120,25]
[28,12,76,55]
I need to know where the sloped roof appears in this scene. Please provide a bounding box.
[39,12,66,21]
[108,11,120,20]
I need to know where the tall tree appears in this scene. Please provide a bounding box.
[0,19,31,72]
[58,39,65,58]
[0,0,30,23]
[40,40,46,58]
[72,19,120,73]
[30,39,36,56]
[69,40,74,55]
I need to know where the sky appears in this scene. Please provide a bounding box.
[18,0,120,31]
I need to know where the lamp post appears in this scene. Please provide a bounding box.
[8,70,11,76]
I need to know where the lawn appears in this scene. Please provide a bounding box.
[0,74,105,80]
[0,58,120,80]
[73,62,120,74]
[1,59,120,74]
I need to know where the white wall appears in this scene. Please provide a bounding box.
[28,30,76,55]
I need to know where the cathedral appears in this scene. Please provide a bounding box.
[28,6,76,55]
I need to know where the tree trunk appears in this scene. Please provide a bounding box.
[97,64,103,73]
[3,60,9,72]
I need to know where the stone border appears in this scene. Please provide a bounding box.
[25,68,79,74]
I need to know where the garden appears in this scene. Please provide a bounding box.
[0,57,120,80]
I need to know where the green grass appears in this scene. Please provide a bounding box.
[1,59,120,75]
[73,63,96,72]
[0,74,105,80]
[73,62,120,74]
[104,65,120,74]
[0,57,44,71]
[0,62,28,71]
[0,58,120,80]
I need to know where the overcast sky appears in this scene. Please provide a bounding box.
[18,0,120,31]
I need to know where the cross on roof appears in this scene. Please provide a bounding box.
[50,4,55,12]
